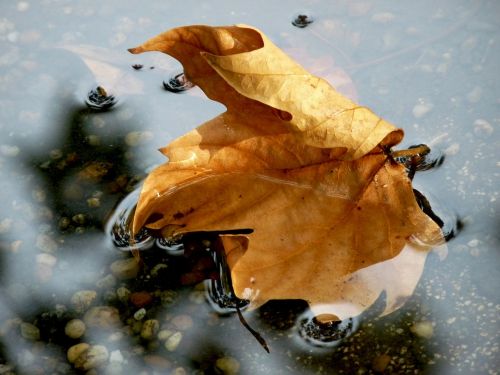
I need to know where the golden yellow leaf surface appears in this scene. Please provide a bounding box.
[129,25,444,318]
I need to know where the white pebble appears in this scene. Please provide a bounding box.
[473,119,493,135]
[164,332,182,351]
[0,144,20,157]
[134,308,146,321]
[109,350,124,363]
[412,103,433,118]
[410,321,434,339]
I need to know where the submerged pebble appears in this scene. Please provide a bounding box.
[71,290,97,313]
[140,319,159,340]
[20,322,40,341]
[110,258,139,279]
[83,306,120,329]
[410,321,434,339]
[134,308,147,321]
[215,356,240,375]
[164,332,182,351]
[68,344,109,371]
[65,319,86,339]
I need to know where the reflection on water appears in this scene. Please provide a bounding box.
[0,0,498,374]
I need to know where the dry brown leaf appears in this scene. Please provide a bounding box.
[128,25,444,318]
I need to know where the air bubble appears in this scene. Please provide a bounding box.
[85,86,116,111]
[163,72,195,93]
[292,13,314,28]
[105,188,154,251]
[296,310,358,347]
[156,237,184,256]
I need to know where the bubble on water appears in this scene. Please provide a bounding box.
[296,310,358,348]
[85,86,117,111]
[292,13,314,28]
[205,247,249,314]
[163,73,195,93]
[105,188,154,251]
[156,237,184,256]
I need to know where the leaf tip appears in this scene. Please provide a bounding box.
[127,46,144,54]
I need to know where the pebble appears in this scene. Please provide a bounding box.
[20,322,40,341]
[473,119,493,136]
[410,321,434,339]
[141,319,159,340]
[171,367,187,375]
[125,131,153,147]
[157,329,174,341]
[164,332,182,352]
[116,286,131,302]
[0,218,13,234]
[71,344,109,371]
[109,350,124,363]
[71,290,97,313]
[215,356,240,375]
[110,258,139,279]
[0,144,20,157]
[67,343,90,363]
[372,354,391,372]
[131,291,153,308]
[36,233,58,253]
[96,274,116,289]
[134,308,147,321]
[64,319,86,339]
[83,306,120,329]
[36,253,57,282]
[143,355,172,369]
[150,263,168,278]
[171,315,193,331]
[412,103,433,118]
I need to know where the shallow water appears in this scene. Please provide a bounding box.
[0,0,499,374]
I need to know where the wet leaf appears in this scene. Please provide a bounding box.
[129,25,444,318]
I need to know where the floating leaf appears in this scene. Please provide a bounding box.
[128,25,444,318]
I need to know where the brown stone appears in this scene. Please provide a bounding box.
[130,291,153,308]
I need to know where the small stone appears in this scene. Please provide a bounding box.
[65,319,86,339]
[133,308,147,321]
[36,233,58,253]
[110,258,139,279]
[0,144,20,157]
[116,286,131,303]
[410,321,434,339]
[71,290,97,313]
[372,354,391,372]
[164,332,182,351]
[130,291,153,308]
[473,119,493,136]
[87,197,101,208]
[157,329,174,341]
[73,345,109,371]
[36,253,57,282]
[20,322,40,341]
[96,274,116,289]
[143,355,172,369]
[412,103,433,118]
[71,214,86,225]
[171,315,193,331]
[151,263,168,278]
[215,356,240,375]
[0,218,13,234]
[171,367,187,375]
[83,306,120,329]
[141,319,159,340]
[67,343,90,364]
[109,350,124,363]
[467,86,482,103]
